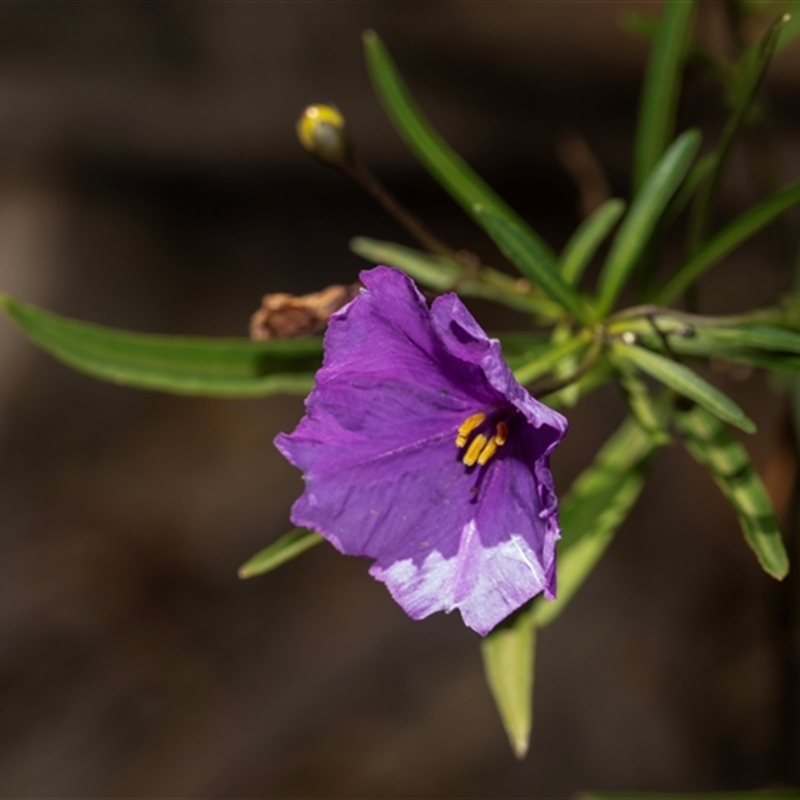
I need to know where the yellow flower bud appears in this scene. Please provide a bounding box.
[297,104,352,168]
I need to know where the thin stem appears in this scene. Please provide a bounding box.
[344,159,456,260]
[646,314,678,361]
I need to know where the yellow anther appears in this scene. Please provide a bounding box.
[463,434,488,467]
[476,424,510,466]
[495,421,509,446]
[455,412,486,448]
[476,438,498,466]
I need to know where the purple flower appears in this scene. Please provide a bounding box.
[275,267,568,635]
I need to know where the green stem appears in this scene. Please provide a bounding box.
[345,159,456,259]
[607,303,791,329]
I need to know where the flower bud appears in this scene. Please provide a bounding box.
[297,104,352,168]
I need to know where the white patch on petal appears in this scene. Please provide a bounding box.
[370,522,547,635]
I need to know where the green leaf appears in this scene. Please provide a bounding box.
[617,326,800,374]
[660,152,715,230]
[608,352,670,443]
[363,30,556,261]
[560,199,626,286]
[613,342,757,433]
[350,236,562,317]
[633,0,697,191]
[473,205,591,323]
[597,130,702,316]
[350,236,460,290]
[675,405,789,579]
[671,343,800,374]
[691,324,800,354]
[624,10,731,83]
[654,178,800,304]
[533,416,658,627]
[617,320,800,358]
[0,294,321,397]
[512,331,592,386]
[480,619,536,759]
[238,528,324,579]
[548,323,582,407]
[687,13,790,253]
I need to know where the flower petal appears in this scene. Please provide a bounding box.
[275,266,568,635]
[285,426,557,635]
[431,290,569,443]
[370,438,560,635]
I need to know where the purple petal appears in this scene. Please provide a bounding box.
[370,436,560,636]
[275,266,568,635]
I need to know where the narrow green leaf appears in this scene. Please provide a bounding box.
[238,528,324,579]
[350,236,562,317]
[549,323,582,407]
[633,0,697,191]
[608,352,670,443]
[622,321,800,356]
[512,331,592,386]
[350,236,460,290]
[660,152,715,230]
[670,342,800,374]
[363,30,556,260]
[654,178,800,304]
[480,619,536,759]
[620,327,800,373]
[688,13,790,252]
[624,10,731,86]
[0,294,321,397]
[692,324,800,354]
[597,130,702,316]
[675,405,789,579]
[533,417,657,627]
[473,205,591,323]
[613,342,756,433]
[560,199,626,286]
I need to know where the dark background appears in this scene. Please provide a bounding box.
[0,2,798,797]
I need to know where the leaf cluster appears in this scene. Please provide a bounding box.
[1,0,798,764]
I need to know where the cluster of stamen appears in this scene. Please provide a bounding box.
[455,412,509,467]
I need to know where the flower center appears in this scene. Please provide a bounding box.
[455,412,509,467]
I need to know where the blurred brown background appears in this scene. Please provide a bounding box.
[1,2,799,797]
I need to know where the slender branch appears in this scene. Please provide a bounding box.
[344,158,457,260]
[646,314,678,361]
